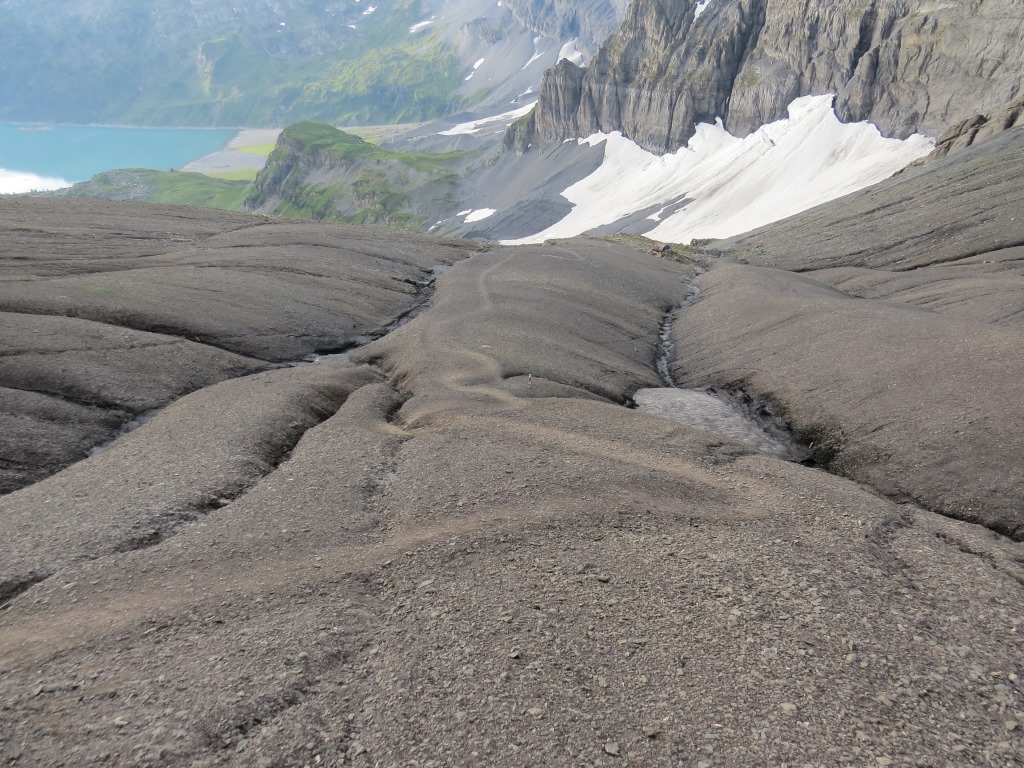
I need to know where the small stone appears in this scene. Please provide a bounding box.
[112,717,130,727]
[642,725,660,738]
[604,742,620,756]
[780,702,797,714]
[1005,721,1020,731]
[509,649,521,659]
[876,758,894,766]
[527,707,544,717]
[596,575,611,583]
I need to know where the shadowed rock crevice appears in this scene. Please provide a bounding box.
[0,572,49,610]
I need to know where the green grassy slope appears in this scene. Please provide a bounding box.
[247,122,474,227]
[59,169,251,210]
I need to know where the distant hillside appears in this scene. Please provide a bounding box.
[245,122,478,228]
[0,0,624,127]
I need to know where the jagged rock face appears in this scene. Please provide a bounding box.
[512,0,1024,153]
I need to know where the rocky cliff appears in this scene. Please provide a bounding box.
[508,0,1024,153]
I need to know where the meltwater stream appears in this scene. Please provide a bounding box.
[637,279,808,462]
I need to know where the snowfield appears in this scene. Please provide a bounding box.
[463,208,496,222]
[439,103,536,136]
[501,95,934,245]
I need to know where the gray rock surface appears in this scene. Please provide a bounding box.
[510,0,1024,153]
[930,95,1024,160]
[2,235,1022,766]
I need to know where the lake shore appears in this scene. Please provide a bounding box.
[182,128,282,174]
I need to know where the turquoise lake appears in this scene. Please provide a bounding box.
[0,123,236,186]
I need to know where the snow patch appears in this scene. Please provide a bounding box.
[409,17,434,32]
[557,39,585,66]
[463,208,497,223]
[439,103,536,136]
[464,57,486,81]
[362,5,376,14]
[502,95,934,245]
[694,0,711,19]
[0,168,71,195]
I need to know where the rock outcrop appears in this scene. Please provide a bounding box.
[929,95,1024,159]
[509,0,1024,153]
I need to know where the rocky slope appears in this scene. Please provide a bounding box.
[509,0,1024,153]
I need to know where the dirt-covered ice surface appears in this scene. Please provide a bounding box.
[2,220,1023,766]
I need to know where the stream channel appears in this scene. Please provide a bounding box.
[635,279,809,463]
[86,265,449,456]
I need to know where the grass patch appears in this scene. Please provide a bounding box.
[204,168,260,181]
[274,121,474,172]
[235,143,277,156]
[145,171,251,209]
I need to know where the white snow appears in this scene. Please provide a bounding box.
[0,168,71,195]
[557,39,585,66]
[463,208,497,223]
[521,51,545,70]
[457,209,472,216]
[409,18,434,33]
[464,57,486,81]
[502,95,934,245]
[439,102,536,136]
[694,0,711,20]
[362,5,376,14]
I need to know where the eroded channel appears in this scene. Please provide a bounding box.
[637,279,809,462]
[87,265,449,456]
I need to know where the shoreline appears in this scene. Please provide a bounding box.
[182,128,282,174]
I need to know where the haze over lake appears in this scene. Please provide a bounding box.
[0,124,236,194]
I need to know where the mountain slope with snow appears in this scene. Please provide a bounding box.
[456,96,933,244]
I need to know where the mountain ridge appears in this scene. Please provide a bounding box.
[508,0,1024,154]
